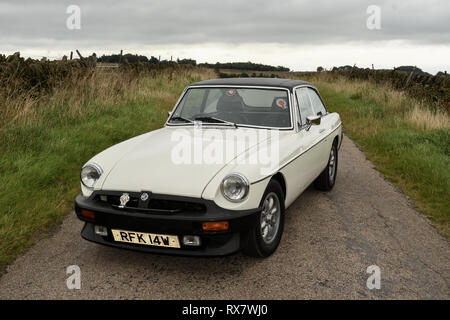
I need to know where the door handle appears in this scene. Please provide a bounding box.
[319,129,325,133]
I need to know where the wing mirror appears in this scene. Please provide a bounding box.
[168,111,172,119]
[306,115,321,131]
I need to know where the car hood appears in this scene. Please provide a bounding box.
[100,126,268,198]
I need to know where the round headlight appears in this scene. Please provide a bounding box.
[220,173,249,202]
[80,163,103,189]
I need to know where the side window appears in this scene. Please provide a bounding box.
[295,87,314,126]
[307,88,327,116]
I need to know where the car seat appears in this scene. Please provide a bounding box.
[216,92,248,124]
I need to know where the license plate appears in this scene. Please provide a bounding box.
[111,229,180,248]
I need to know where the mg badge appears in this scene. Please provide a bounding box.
[140,192,149,201]
[119,193,130,208]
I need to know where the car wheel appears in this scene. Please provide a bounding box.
[314,140,338,191]
[242,180,285,258]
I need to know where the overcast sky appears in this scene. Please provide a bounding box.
[1,0,449,74]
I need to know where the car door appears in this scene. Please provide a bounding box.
[306,87,332,170]
[280,87,322,206]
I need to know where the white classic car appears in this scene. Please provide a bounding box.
[75,78,342,257]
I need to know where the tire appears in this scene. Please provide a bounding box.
[242,180,285,258]
[314,140,338,191]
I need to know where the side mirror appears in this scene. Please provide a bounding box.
[306,115,321,126]
[168,111,172,118]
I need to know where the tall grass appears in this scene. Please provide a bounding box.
[406,106,450,131]
[305,73,449,128]
[299,73,450,237]
[0,65,215,270]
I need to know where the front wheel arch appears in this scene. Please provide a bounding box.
[242,179,285,258]
[270,172,286,201]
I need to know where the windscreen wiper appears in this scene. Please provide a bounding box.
[194,116,237,128]
[169,116,193,123]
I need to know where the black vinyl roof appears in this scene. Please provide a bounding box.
[189,77,313,90]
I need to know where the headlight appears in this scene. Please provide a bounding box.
[80,163,103,189]
[220,173,249,202]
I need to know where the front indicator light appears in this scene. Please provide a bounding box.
[202,221,229,232]
[81,209,95,220]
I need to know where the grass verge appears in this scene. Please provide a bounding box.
[0,67,215,270]
[303,74,449,238]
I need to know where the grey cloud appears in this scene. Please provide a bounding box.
[0,0,449,49]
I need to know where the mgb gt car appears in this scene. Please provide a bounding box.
[75,78,342,257]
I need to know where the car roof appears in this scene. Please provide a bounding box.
[189,77,313,90]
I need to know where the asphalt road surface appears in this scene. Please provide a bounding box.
[1,136,449,299]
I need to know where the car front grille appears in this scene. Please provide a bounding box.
[99,194,139,208]
[93,192,207,214]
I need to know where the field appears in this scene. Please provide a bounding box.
[304,74,450,237]
[0,55,448,271]
[0,57,215,269]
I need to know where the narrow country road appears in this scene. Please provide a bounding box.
[1,136,449,299]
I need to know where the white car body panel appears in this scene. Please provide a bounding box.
[99,126,269,198]
[81,84,342,212]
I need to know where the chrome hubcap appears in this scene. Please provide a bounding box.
[329,148,336,181]
[260,192,281,244]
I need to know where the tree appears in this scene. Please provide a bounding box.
[317,66,324,72]
[177,58,197,66]
[149,56,159,64]
[197,61,290,72]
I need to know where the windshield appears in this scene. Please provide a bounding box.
[168,87,292,128]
